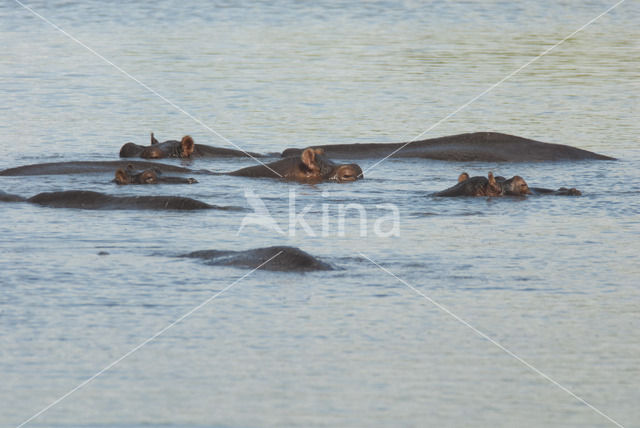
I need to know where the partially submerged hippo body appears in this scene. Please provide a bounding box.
[529,187,582,196]
[114,165,197,185]
[0,190,239,210]
[434,172,581,197]
[182,246,333,272]
[281,132,614,162]
[120,133,264,159]
[0,190,25,202]
[228,148,363,183]
[29,191,222,210]
[0,160,197,176]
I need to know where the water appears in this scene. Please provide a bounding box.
[1,1,639,427]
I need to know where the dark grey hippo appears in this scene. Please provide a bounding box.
[0,190,241,210]
[114,165,198,185]
[281,132,614,162]
[0,160,199,176]
[0,190,25,202]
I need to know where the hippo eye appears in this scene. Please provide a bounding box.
[339,172,356,182]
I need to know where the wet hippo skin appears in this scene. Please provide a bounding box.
[182,246,334,271]
[0,161,198,176]
[120,133,265,159]
[281,132,614,161]
[25,190,238,210]
[228,148,363,183]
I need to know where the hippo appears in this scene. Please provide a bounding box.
[434,172,581,197]
[281,132,614,162]
[528,187,582,196]
[181,246,334,272]
[119,133,265,159]
[0,190,241,210]
[0,190,25,202]
[114,165,197,185]
[434,172,527,197]
[227,148,363,183]
[490,174,582,196]
[0,160,199,176]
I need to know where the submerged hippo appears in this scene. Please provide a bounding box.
[119,133,264,159]
[228,148,363,183]
[0,190,240,210]
[181,246,333,272]
[0,160,198,176]
[281,132,614,162]
[434,172,530,197]
[114,165,197,185]
[528,186,582,196]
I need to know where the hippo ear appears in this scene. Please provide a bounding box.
[151,132,159,145]
[301,148,320,171]
[114,168,128,185]
[314,148,325,155]
[458,172,469,182]
[488,171,497,186]
[180,136,195,157]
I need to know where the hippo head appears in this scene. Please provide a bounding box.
[299,148,363,182]
[141,135,195,159]
[458,172,470,182]
[114,166,158,185]
[501,175,531,195]
[119,132,162,158]
[176,135,195,158]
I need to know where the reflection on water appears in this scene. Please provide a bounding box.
[1,1,639,427]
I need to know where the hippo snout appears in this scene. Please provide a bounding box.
[333,164,363,182]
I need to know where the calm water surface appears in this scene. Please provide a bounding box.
[1,1,639,427]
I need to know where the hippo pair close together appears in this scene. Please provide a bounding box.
[117,144,364,184]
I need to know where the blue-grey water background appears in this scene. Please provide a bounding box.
[1,1,639,427]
